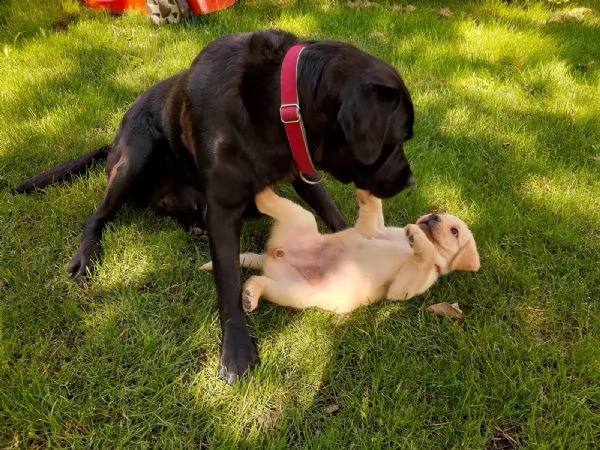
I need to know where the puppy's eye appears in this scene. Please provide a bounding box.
[451,227,459,237]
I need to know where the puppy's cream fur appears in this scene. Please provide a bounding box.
[202,188,479,314]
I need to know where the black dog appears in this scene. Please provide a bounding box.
[15,30,415,383]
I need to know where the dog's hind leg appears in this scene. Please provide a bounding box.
[68,137,151,278]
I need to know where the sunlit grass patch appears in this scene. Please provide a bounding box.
[275,12,319,36]
[520,171,600,233]
[460,20,554,67]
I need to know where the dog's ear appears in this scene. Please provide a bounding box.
[338,83,400,165]
[449,239,480,272]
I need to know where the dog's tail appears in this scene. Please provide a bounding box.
[201,253,266,271]
[14,145,110,194]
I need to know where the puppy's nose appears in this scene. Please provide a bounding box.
[428,213,440,223]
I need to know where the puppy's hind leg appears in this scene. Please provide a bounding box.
[255,187,319,235]
[239,253,265,269]
[354,189,385,238]
[242,275,309,311]
[201,252,265,271]
[241,276,265,312]
[68,135,152,278]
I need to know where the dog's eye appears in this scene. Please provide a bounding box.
[451,227,459,237]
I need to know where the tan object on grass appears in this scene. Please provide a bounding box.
[426,302,463,320]
[437,8,453,18]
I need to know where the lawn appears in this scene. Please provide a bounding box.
[1,0,599,447]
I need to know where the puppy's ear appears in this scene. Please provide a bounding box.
[338,83,400,165]
[449,239,480,272]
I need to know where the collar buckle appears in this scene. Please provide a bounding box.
[280,104,301,124]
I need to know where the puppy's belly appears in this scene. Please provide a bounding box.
[267,239,345,285]
[263,239,381,313]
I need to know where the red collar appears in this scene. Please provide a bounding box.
[434,264,442,274]
[280,44,321,183]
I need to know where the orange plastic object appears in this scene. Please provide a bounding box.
[86,0,236,15]
[188,0,236,15]
[85,0,146,14]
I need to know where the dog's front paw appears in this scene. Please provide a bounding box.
[67,244,99,279]
[200,261,213,271]
[220,322,260,384]
[242,278,261,312]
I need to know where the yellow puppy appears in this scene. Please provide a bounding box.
[202,187,480,314]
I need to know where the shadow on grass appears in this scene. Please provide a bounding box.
[0,0,79,47]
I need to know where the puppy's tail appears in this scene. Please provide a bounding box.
[14,145,110,194]
[201,253,266,271]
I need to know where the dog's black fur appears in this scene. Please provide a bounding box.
[15,30,415,383]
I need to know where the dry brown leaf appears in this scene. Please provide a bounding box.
[324,403,341,414]
[347,0,375,8]
[426,302,463,320]
[391,5,416,13]
[256,405,283,429]
[548,7,592,23]
[437,8,453,18]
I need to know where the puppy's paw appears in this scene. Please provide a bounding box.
[242,279,261,312]
[405,224,426,249]
[405,224,416,244]
[200,261,213,271]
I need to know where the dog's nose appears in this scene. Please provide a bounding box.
[428,213,440,223]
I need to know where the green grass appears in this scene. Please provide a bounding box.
[1,0,599,447]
